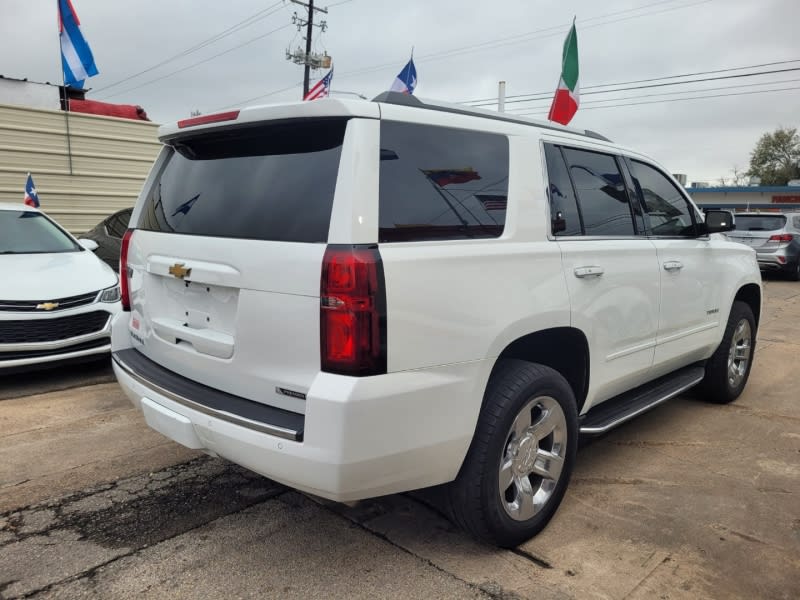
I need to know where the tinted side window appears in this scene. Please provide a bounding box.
[379,122,508,242]
[630,160,696,236]
[139,119,346,242]
[544,145,582,236]
[562,148,634,236]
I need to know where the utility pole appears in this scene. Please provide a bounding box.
[286,0,330,98]
[303,0,314,96]
[498,81,506,113]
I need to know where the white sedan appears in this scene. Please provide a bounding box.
[0,203,121,371]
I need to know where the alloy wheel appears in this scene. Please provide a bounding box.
[499,396,568,521]
[727,319,752,389]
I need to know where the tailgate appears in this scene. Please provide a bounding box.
[124,117,351,414]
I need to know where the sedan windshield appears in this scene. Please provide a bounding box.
[0,211,80,254]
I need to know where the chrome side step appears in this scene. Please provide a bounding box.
[579,365,705,435]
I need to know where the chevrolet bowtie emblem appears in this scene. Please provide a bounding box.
[168,263,192,279]
[36,302,59,311]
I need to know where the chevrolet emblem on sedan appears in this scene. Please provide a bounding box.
[168,263,191,279]
[35,301,59,311]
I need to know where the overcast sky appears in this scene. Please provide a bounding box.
[3,0,798,183]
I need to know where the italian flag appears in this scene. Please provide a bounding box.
[548,21,579,126]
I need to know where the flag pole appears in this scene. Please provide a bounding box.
[57,1,74,175]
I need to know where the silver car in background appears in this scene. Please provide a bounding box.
[728,212,800,280]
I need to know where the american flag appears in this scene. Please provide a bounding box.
[304,68,333,101]
[476,194,507,211]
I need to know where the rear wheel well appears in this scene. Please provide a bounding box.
[734,284,761,329]
[495,327,589,413]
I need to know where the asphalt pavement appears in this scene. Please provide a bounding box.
[1,278,798,599]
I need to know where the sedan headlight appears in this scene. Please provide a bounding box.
[99,285,121,303]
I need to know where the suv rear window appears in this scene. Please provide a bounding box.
[138,119,346,242]
[378,122,509,242]
[735,215,787,231]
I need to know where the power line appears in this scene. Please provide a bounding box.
[505,77,800,111]
[464,58,800,106]
[492,66,800,110]
[216,0,710,110]
[92,1,286,94]
[333,0,712,81]
[97,24,292,100]
[513,85,800,116]
[209,82,304,112]
[337,0,680,78]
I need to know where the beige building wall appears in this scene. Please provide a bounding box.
[0,103,160,233]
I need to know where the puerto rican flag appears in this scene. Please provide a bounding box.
[59,0,99,89]
[24,173,40,208]
[304,68,333,101]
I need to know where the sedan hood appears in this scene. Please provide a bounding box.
[0,250,118,300]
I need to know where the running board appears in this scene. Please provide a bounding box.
[579,365,705,435]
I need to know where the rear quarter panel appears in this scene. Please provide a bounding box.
[377,133,572,373]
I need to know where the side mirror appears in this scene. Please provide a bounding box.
[702,210,735,234]
[78,238,99,251]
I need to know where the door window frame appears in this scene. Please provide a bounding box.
[621,156,701,239]
[542,141,644,240]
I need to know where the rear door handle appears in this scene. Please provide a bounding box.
[663,260,684,271]
[574,266,604,278]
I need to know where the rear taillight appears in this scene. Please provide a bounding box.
[120,229,133,311]
[768,233,793,243]
[320,245,387,376]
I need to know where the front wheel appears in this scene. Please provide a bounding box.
[446,360,578,547]
[700,301,756,404]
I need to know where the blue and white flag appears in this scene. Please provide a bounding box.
[24,173,40,208]
[58,0,99,88]
[389,57,417,95]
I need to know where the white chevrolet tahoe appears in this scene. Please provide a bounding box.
[111,93,761,547]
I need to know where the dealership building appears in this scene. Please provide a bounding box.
[686,186,800,212]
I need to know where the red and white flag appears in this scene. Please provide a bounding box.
[548,21,579,126]
[304,68,333,101]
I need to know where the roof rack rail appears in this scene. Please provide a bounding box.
[371,91,612,143]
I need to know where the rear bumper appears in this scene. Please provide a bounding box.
[112,348,490,502]
[756,249,798,270]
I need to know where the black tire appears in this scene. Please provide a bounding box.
[786,261,800,282]
[699,301,756,404]
[446,360,578,547]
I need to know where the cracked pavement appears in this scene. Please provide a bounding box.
[1,278,799,599]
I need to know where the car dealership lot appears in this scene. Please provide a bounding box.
[1,279,798,600]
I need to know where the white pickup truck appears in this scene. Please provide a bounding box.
[111,93,761,547]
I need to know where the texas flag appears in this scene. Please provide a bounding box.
[59,0,99,89]
[389,56,417,95]
[24,173,40,208]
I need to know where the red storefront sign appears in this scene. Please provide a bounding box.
[772,195,800,203]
